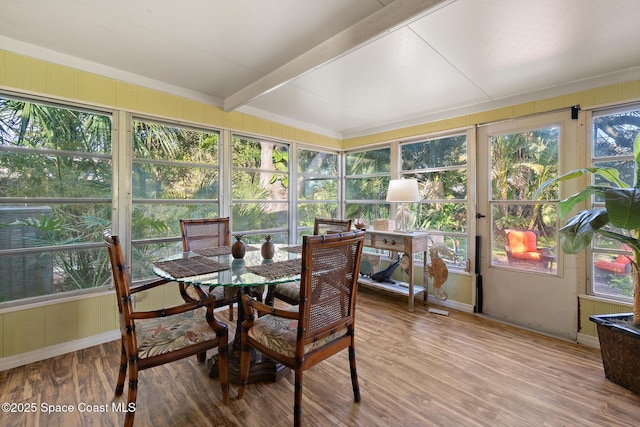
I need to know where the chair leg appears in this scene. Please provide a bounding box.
[115,341,127,396]
[237,331,251,399]
[197,351,206,363]
[294,368,304,427]
[349,344,361,402]
[217,329,230,404]
[124,357,139,427]
[265,285,275,306]
[228,303,234,321]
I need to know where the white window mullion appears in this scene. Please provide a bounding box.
[113,110,133,267]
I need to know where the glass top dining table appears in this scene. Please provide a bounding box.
[152,243,302,384]
[152,244,302,287]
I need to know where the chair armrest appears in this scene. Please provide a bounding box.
[130,278,172,294]
[130,295,218,320]
[177,282,212,302]
[241,293,299,320]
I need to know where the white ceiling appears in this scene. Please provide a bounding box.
[1,0,640,139]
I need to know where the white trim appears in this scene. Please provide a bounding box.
[578,293,633,308]
[0,289,113,314]
[577,332,600,349]
[343,66,640,139]
[425,295,474,313]
[474,313,578,343]
[0,330,120,372]
[238,105,342,140]
[0,36,223,108]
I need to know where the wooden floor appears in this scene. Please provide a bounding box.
[1,288,639,427]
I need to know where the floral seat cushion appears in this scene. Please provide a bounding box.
[185,284,236,301]
[273,281,300,301]
[135,308,217,359]
[248,313,347,358]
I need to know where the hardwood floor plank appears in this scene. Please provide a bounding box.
[1,288,638,426]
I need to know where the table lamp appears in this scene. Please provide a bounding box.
[386,179,420,231]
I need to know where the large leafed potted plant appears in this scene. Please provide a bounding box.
[536,133,640,395]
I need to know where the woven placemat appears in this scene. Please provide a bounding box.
[193,245,258,257]
[246,258,301,280]
[153,256,230,278]
[280,245,303,254]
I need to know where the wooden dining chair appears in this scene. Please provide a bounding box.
[267,217,353,305]
[103,229,229,427]
[180,217,230,251]
[179,217,237,319]
[313,217,352,235]
[238,230,365,427]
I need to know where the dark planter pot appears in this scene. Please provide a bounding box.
[589,313,640,395]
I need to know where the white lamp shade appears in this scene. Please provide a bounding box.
[386,179,420,202]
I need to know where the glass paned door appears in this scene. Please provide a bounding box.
[476,111,578,340]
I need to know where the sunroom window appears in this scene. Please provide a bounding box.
[590,105,640,301]
[131,118,221,281]
[401,134,469,270]
[344,147,391,225]
[0,95,113,303]
[231,135,290,245]
[296,147,340,241]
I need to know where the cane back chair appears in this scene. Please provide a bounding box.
[104,229,229,427]
[267,217,353,305]
[313,217,353,235]
[238,230,365,427]
[179,218,237,319]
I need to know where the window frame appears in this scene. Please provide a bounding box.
[230,133,291,244]
[343,145,392,227]
[130,116,223,281]
[587,104,640,303]
[398,131,471,271]
[0,92,114,306]
[295,145,342,241]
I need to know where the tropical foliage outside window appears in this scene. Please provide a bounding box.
[0,95,113,303]
[4,91,634,307]
[344,147,390,224]
[131,118,221,281]
[296,147,339,241]
[589,106,640,301]
[401,134,468,269]
[232,135,289,245]
[490,126,559,274]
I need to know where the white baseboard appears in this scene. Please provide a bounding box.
[425,295,474,313]
[577,332,600,349]
[0,329,120,372]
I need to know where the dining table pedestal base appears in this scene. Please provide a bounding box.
[207,348,289,385]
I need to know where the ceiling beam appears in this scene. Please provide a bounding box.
[223,0,452,112]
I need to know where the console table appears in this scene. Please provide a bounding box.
[358,229,429,311]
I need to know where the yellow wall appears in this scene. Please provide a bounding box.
[0,49,638,363]
[344,82,640,148]
[0,48,339,360]
[1,293,118,356]
[579,297,633,337]
[0,49,341,149]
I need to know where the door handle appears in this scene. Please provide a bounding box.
[475,213,486,219]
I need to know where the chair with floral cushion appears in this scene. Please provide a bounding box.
[103,229,229,427]
[238,230,365,427]
[179,218,237,320]
[267,217,353,306]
